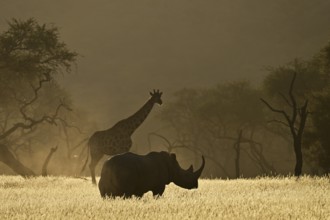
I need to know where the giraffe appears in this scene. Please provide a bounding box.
[81,89,163,184]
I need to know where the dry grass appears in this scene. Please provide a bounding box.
[0,175,329,219]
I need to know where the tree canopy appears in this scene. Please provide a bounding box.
[0,18,78,176]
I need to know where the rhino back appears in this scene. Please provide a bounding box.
[134,153,167,192]
[99,152,169,197]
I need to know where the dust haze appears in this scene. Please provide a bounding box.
[1,0,330,176]
[2,0,329,122]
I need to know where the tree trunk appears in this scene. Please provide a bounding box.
[234,130,242,178]
[260,72,309,177]
[42,146,58,176]
[294,138,303,177]
[0,144,36,177]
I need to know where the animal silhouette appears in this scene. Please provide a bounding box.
[81,90,163,184]
[98,151,205,198]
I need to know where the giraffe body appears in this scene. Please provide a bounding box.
[82,90,163,184]
[89,130,132,156]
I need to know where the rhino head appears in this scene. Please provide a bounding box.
[169,154,205,189]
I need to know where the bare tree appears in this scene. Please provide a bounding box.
[0,18,77,177]
[261,72,309,177]
[158,83,278,178]
[0,76,71,176]
[234,130,242,178]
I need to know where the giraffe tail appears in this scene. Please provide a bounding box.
[80,143,90,174]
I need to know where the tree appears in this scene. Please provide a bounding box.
[303,89,330,174]
[302,42,330,174]
[234,130,243,178]
[0,18,77,177]
[262,41,330,176]
[199,82,276,176]
[159,82,276,178]
[261,64,310,177]
[306,42,330,174]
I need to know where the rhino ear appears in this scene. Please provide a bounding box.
[170,153,176,160]
[187,165,193,172]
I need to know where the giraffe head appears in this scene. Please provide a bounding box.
[149,89,163,105]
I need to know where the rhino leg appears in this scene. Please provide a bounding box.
[99,185,106,198]
[134,192,144,198]
[152,185,165,197]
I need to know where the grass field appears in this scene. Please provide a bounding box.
[0,175,329,219]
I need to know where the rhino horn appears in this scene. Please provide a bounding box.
[194,155,205,178]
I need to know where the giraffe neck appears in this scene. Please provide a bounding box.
[119,98,155,135]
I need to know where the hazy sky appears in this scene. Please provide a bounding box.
[1,0,330,127]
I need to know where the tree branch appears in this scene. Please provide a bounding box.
[267,120,297,131]
[41,145,58,177]
[17,72,51,122]
[297,100,309,138]
[0,101,71,140]
[260,98,294,136]
[278,92,292,107]
[288,71,298,127]
[260,98,289,118]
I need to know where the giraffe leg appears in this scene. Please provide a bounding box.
[89,151,103,185]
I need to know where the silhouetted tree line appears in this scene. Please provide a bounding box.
[156,43,330,178]
[0,18,329,178]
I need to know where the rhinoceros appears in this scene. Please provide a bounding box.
[98,151,205,198]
